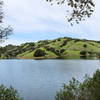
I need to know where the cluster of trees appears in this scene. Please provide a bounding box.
[80,50,94,58]
[55,69,100,100]
[0,43,35,59]
[19,43,35,53]
[37,40,51,48]
[60,38,73,47]
[80,44,87,56]
[44,46,65,56]
[80,44,92,57]
[34,49,46,57]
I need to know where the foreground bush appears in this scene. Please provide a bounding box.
[55,69,100,100]
[0,85,23,100]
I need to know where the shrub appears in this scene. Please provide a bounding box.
[80,50,87,56]
[34,49,46,57]
[60,49,65,53]
[83,44,87,48]
[55,69,100,100]
[0,85,23,100]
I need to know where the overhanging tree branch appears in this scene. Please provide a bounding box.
[0,0,13,42]
[46,0,95,25]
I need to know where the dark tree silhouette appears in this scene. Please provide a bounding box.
[34,49,46,57]
[80,50,87,56]
[46,0,95,25]
[0,0,12,42]
[83,44,87,48]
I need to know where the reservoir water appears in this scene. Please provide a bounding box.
[0,59,100,100]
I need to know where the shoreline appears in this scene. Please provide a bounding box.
[0,56,97,60]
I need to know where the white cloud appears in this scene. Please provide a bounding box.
[4,0,66,31]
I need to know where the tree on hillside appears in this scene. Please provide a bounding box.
[83,44,87,48]
[0,0,12,42]
[46,0,95,25]
[80,50,87,56]
[34,49,46,57]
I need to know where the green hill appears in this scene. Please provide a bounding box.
[1,37,100,59]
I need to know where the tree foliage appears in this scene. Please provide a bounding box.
[80,50,87,56]
[0,85,23,100]
[0,0,12,42]
[83,44,87,48]
[46,0,95,25]
[55,69,100,100]
[34,49,46,57]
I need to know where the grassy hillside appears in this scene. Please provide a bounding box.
[0,37,100,59]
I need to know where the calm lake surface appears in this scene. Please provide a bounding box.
[0,59,100,100]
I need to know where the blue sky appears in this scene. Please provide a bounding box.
[1,0,100,46]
